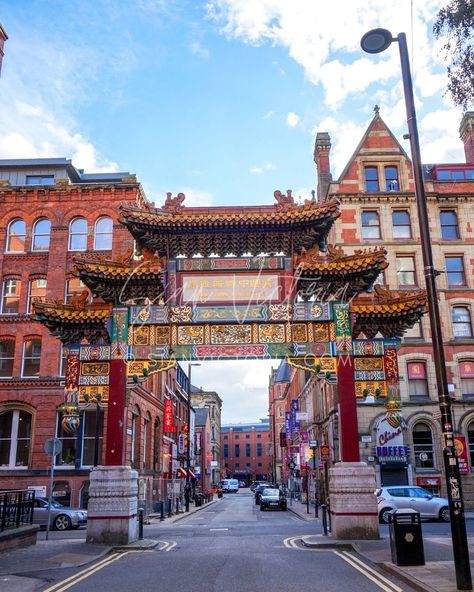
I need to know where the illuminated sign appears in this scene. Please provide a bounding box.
[181,274,280,303]
[164,399,175,432]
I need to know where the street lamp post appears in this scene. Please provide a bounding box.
[185,363,200,512]
[361,28,472,590]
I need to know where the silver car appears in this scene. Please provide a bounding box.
[376,486,450,524]
[33,497,88,530]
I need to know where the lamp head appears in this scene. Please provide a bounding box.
[360,28,394,54]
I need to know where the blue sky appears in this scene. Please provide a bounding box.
[0,0,467,422]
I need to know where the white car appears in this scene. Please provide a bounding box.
[376,486,450,524]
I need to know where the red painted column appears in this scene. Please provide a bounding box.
[337,354,360,462]
[105,358,127,465]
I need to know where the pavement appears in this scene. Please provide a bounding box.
[0,497,219,592]
[1,496,474,592]
[287,498,474,592]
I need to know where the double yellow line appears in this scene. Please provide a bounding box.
[42,551,130,592]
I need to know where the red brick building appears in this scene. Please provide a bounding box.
[0,159,170,509]
[221,419,272,485]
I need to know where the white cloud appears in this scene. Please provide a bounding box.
[250,162,275,174]
[263,110,275,119]
[286,111,300,127]
[190,41,210,59]
[190,360,276,423]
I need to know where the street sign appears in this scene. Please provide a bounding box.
[309,439,318,447]
[44,438,62,457]
[320,445,330,461]
[287,461,296,470]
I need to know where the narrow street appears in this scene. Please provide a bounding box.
[32,491,416,592]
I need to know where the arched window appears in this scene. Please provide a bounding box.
[131,406,140,468]
[143,413,151,468]
[1,278,21,314]
[6,219,26,253]
[413,422,434,469]
[68,218,88,251]
[0,409,32,468]
[32,219,51,251]
[94,217,113,250]
[361,211,381,239]
[21,338,41,377]
[452,306,473,338]
[0,339,15,378]
[27,278,47,313]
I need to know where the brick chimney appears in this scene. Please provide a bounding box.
[314,132,332,200]
[459,112,474,164]
[0,24,7,78]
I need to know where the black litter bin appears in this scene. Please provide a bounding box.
[388,509,425,566]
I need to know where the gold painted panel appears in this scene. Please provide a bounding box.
[81,362,110,376]
[291,324,307,342]
[354,358,384,371]
[258,324,285,343]
[313,323,330,342]
[211,324,252,344]
[177,325,205,345]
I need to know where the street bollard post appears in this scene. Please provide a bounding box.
[138,508,144,540]
[160,500,164,521]
[315,493,318,518]
[321,504,328,536]
[176,497,180,514]
[168,498,172,517]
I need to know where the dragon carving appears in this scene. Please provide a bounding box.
[163,192,185,213]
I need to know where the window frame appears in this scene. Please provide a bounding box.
[0,409,32,469]
[0,339,15,378]
[440,210,460,240]
[392,210,412,239]
[68,217,88,252]
[452,306,473,339]
[25,175,54,186]
[27,278,47,314]
[6,219,26,253]
[384,166,399,191]
[396,256,417,287]
[361,210,381,240]
[93,216,113,251]
[364,166,379,192]
[445,256,466,287]
[21,338,41,378]
[407,362,429,399]
[32,218,51,252]
[412,422,435,470]
[1,278,21,315]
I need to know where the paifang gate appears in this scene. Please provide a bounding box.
[34,190,427,540]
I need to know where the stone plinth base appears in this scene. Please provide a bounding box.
[329,462,379,540]
[86,466,138,545]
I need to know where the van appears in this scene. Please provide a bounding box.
[221,479,239,493]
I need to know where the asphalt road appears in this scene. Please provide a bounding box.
[33,490,421,592]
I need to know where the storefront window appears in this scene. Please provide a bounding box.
[413,422,435,469]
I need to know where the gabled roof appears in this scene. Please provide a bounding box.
[336,111,411,184]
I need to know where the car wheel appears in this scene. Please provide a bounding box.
[379,507,393,524]
[439,506,450,522]
[54,514,72,531]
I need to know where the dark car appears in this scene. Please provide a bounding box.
[260,488,287,511]
[254,483,273,505]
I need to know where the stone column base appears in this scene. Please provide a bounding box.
[86,466,138,545]
[329,462,379,540]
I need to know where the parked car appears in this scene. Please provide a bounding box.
[376,486,450,524]
[33,497,88,530]
[259,488,287,511]
[254,483,272,505]
[250,480,267,492]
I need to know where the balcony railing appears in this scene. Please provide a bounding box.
[0,489,35,532]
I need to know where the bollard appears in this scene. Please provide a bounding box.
[176,497,180,514]
[327,503,331,533]
[138,508,144,540]
[315,494,318,518]
[321,504,328,536]
[160,500,164,521]
[168,498,172,518]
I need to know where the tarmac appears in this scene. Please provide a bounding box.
[286,498,474,592]
[0,496,473,592]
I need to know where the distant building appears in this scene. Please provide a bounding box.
[221,419,272,484]
[191,388,222,485]
[194,407,212,491]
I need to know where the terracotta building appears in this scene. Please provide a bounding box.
[194,407,212,492]
[0,158,171,509]
[274,109,474,506]
[221,419,272,485]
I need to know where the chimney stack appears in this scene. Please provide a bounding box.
[459,112,474,164]
[314,132,332,200]
[0,24,7,78]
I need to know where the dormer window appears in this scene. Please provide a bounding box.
[384,166,399,191]
[364,167,379,192]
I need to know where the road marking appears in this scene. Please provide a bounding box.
[42,552,129,592]
[209,528,228,531]
[333,550,402,592]
[283,536,301,549]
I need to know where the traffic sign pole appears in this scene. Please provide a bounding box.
[44,438,62,541]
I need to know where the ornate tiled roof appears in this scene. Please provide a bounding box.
[351,285,427,338]
[33,299,112,344]
[119,192,340,257]
[73,248,165,303]
[294,245,388,299]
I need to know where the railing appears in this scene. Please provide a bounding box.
[0,489,35,532]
